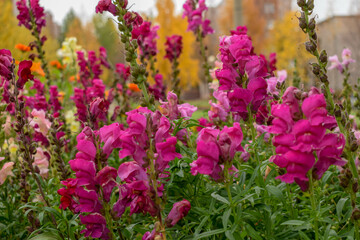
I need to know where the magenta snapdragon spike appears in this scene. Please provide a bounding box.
[165,35,183,96]
[190,123,244,181]
[165,35,183,62]
[115,63,130,81]
[58,126,122,239]
[16,0,51,83]
[269,89,346,191]
[182,0,214,37]
[111,107,188,236]
[149,73,166,101]
[132,21,160,60]
[211,27,278,123]
[16,0,46,33]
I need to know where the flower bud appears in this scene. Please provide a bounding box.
[165,199,191,227]
[89,97,108,118]
[308,17,316,31]
[305,41,316,53]
[319,50,328,64]
[311,63,320,75]
[352,208,360,221]
[353,181,359,193]
[307,0,314,11]
[297,0,306,7]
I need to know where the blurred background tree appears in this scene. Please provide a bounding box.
[242,0,267,53]
[0,0,59,62]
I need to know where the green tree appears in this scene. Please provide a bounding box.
[93,14,124,64]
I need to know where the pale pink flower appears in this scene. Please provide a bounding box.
[0,162,14,184]
[33,148,49,178]
[31,109,51,135]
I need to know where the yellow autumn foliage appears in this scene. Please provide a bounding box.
[0,0,59,62]
[267,11,312,82]
[155,0,200,88]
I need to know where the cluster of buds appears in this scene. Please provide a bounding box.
[297,0,329,85]
[96,0,154,109]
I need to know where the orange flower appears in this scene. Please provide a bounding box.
[15,44,31,52]
[58,91,65,103]
[30,62,45,77]
[69,74,79,82]
[128,83,141,92]
[50,60,64,70]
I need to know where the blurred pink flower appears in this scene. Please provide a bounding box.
[0,162,14,185]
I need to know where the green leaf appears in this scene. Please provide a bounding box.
[195,216,209,235]
[266,185,284,200]
[222,208,231,229]
[225,230,236,240]
[245,223,262,240]
[336,198,348,221]
[298,231,311,240]
[324,224,332,240]
[281,220,306,226]
[194,229,226,239]
[211,192,229,205]
[29,232,61,240]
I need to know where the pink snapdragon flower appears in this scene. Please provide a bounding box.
[165,35,183,62]
[341,48,355,67]
[267,70,287,95]
[329,48,356,73]
[95,0,118,16]
[33,148,49,178]
[16,0,46,33]
[0,162,14,185]
[166,199,191,227]
[212,28,271,122]
[0,49,13,81]
[182,0,214,36]
[132,21,160,59]
[149,73,166,101]
[80,214,110,239]
[190,123,244,181]
[160,91,197,120]
[30,109,51,135]
[17,60,34,89]
[116,63,130,82]
[269,89,346,191]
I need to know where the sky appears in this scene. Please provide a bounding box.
[40,0,353,25]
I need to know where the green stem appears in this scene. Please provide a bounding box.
[286,184,295,219]
[197,30,212,84]
[309,173,319,240]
